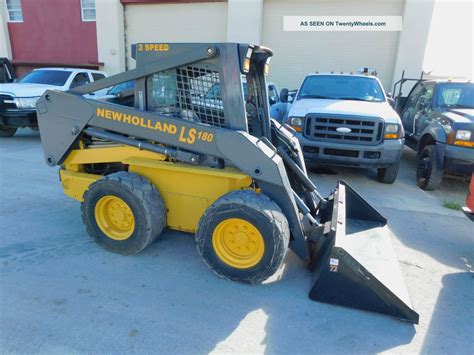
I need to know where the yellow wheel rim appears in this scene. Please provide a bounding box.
[94,195,135,240]
[212,218,265,269]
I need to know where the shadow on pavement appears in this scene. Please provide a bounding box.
[308,147,469,198]
[0,224,417,354]
[307,166,339,175]
[421,272,474,354]
[68,231,417,353]
[307,147,472,270]
[1,128,40,140]
[386,208,473,270]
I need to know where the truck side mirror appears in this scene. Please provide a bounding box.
[387,92,395,107]
[280,88,289,103]
[288,92,295,103]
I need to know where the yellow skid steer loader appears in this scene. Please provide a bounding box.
[36,43,418,323]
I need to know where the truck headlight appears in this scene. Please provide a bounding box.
[450,130,474,148]
[16,97,40,109]
[384,123,401,139]
[288,117,303,132]
[455,130,471,141]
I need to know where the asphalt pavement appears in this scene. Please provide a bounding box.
[1,129,472,354]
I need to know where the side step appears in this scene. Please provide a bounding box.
[309,181,419,324]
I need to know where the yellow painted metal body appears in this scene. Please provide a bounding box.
[126,158,252,232]
[60,146,167,201]
[59,146,252,233]
[60,170,101,201]
[212,218,265,269]
[64,145,167,165]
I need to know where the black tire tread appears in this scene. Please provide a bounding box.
[81,171,166,255]
[377,159,400,184]
[196,190,290,284]
[0,126,17,137]
[417,145,444,191]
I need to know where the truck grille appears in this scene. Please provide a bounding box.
[0,94,17,109]
[305,114,383,145]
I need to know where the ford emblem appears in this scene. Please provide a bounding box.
[336,127,352,133]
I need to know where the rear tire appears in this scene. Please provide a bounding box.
[81,171,166,255]
[377,160,400,184]
[0,126,17,137]
[417,145,444,190]
[196,190,290,284]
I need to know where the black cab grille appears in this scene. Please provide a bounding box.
[305,114,383,145]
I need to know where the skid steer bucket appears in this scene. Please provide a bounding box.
[309,181,419,324]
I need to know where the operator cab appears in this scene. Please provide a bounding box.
[131,43,273,139]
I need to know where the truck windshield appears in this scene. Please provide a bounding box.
[18,70,72,86]
[298,75,385,102]
[435,83,474,109]
[107,80,135,96]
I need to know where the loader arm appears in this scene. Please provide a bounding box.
[37,89,310,260]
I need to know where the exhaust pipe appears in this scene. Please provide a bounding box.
[309,181,419,324]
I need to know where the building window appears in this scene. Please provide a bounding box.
[81,0,96,22]
[5,0,23,22]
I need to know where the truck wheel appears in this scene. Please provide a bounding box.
[377,160,400,184]
[81,172,166,255]
[417,145,444,190]
[0,126,17,137]
[196,190,290,284]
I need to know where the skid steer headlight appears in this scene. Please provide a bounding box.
[384,123,401,139]
[243,58,250,73]
[264,58,271,75]
[288,117,303,132]
[17,97,40,109]
[241,47,253,73]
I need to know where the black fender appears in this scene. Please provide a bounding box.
[417,124,448,166]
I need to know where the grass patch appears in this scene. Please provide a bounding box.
[443,200,463,211]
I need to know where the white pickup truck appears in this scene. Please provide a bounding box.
[283,72,404,183]
[0,67,107,137]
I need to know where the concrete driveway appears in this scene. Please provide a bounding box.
[1,129,472,354]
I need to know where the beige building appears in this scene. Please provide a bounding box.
[2,0,472,92]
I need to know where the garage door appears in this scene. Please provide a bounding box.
[262,0,404,90]
[124,2,228,69]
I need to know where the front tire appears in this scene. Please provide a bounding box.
[417,145,444,190]
[377,160,400,184]
[81,171,166,255]
[0,126,17,137]
[196,190,289,284]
